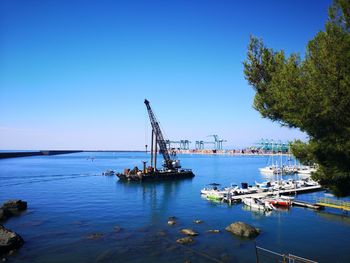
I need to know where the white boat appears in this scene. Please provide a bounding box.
[259,165,281,174]
[255,181,272,191]
[282,165,298,174]
[303,178,319,186]
[297,166,317,175]
[242,197,273,211]
[280,195,295,200]
[224,184,239,192]
[201,183,221,195]
[281,179,296,190]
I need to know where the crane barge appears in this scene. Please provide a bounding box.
[116,99,195,181]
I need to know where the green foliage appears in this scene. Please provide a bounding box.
[290,140,316,165]
[243,1,350,196]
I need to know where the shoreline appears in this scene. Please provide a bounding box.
[0,149,290,159]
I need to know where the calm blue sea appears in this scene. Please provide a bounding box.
[1,152,350,263]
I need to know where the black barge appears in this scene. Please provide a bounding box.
[116,99,195,182]
[116,169,194,182]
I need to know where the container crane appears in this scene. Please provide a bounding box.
[207,135,227,150]
[166,140,191,150]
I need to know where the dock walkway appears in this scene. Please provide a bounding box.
[223,185,322,203]
[316,198,350,211]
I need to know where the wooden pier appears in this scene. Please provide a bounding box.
[316,198,350,211]
[223,185,322,203]
[292,200,323,210]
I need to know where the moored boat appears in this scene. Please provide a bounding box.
[266,198,291,207]
[242,197,274,211]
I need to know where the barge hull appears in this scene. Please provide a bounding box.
[117,170,194,182]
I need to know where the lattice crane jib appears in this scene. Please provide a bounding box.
[144,99,173,169]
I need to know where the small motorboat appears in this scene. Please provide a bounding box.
[303,178,319,186]
[206,190,225,201]
[259,165,281,174]
[280,195,295,201]
[242,197,274,211]
[201,183,221,195]
[265,196,292,207]
[297,166,317,175]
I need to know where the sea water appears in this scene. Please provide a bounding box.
[1,152,350,263]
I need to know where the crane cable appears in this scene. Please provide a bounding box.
[145,106,149,152]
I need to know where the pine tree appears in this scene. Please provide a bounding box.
[243,0,350,196]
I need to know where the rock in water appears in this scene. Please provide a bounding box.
[113,226,122,233]
[225,222,260,238]
[180,229,198,236]
[0,225,24,255]
[176,237,194,244]
[0,210,10,221]
[86,233,104,240]
[207,230,220,233]
[2,200,27,213]
[167,220,176,226]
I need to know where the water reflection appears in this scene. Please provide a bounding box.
[316,211,350,225]
[117,179,193,223]
[242,204,273,217]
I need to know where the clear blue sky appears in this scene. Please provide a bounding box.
[0,0,331,150]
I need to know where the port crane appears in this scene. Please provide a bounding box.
[166,140,191,150]
[254,139,290,153]
[207,135,227,150]
[195,135,226,150]
[195,140,215,150]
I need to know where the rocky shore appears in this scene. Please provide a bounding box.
[0,200,27,259]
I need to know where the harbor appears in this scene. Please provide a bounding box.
[1,151,350,263]
[200,178,323,209]
[1,0,349,262]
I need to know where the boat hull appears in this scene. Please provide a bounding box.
[116,170,195,182]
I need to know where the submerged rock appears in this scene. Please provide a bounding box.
[96,249,115,262]
[0,225,24,255]
[220,253,231,262]
[167,220,176,226]
[176,237,194,244]
[0,200,27,222]
[193,220,203,224]
[113,226,122,233]
[2,200,27,213]
[207,229,220,233]
[180,229,198,236]
[157,230,167,237]
[225,222,260,238]
[86,233,104,240]
[0,210,10,222]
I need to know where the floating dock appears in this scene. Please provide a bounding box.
[222,185,322,203]
[316,198,350,211]
[292,200,323,210]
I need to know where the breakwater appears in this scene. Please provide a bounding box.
[0,151,83,159]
